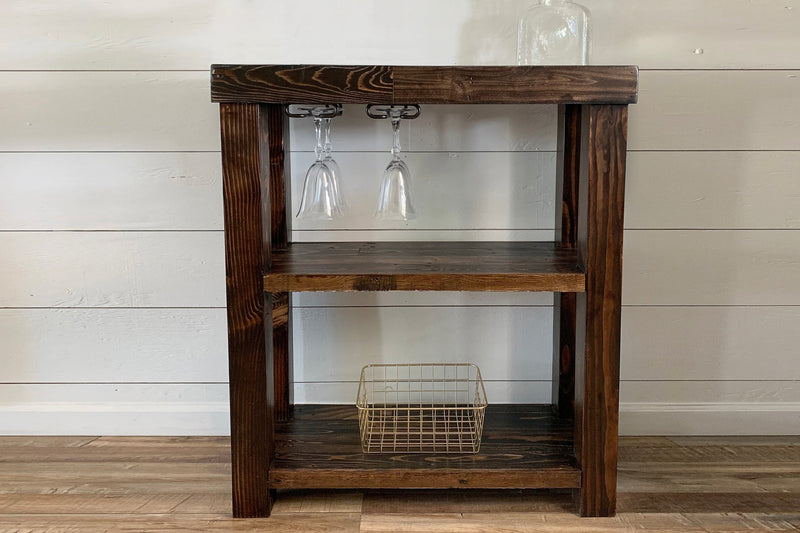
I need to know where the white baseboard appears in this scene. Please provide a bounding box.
[1,400,799,436]
[0,402,230,436]
[619,402,800,435]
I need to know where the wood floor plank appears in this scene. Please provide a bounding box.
[169,493,232,514]
[0,436,98,448]
[361,489,573,513]
[0,462,230,495]
[0,436,797,532]
[359,512,705,532]
[668,436,800,447]
[0,446,230,463]
[0,493,191,514]
[619,445,800,463]
[272,491,363,513]
[0,513,361,532]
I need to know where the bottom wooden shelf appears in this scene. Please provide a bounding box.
[271,404,580,490]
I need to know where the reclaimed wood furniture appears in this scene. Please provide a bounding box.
[210,64,638,518]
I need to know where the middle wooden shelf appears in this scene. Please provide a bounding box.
[263,241,585,292]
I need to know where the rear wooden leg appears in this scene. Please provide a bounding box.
[553,104,581,419]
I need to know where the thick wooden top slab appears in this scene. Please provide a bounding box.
[211,65,638,105]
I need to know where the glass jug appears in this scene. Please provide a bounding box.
[517,0,591,65]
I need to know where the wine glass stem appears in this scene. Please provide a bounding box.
[313,117,324,161]
[323,118,333,158]
[390,117,402,161]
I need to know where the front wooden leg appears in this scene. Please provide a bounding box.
[575,104,628,517]
[220,103,275,518]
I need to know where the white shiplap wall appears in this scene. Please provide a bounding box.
[1,0,799,435]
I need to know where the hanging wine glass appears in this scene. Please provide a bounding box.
[366,104,421,221]
[321,116,347,210]
[286,104,346,220]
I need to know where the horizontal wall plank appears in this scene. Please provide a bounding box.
[290,152,556,231]
[626,151,800,229]
[4,229,798,308]
[623,230,800,305]
[0,72,220,152]
[294,380,551,404]
[587,0,800,69]
[6,306,796,385]
[3,0,798,70]
[0,383,230,436]
[1,381,796,436]
[0,383,229,404]
[621,307,800,381]
[4,71,799,152]
[0,309,227,383]
[629,71,800,150]
[0,153,222,230]
[0,232,225,307]
[621,380,800,404]
[290,104,556,153]
[292,306,554,382]
[293,292,553,307]
[291,230,556,242]
[619,402,800,436]
[6,150,798,233]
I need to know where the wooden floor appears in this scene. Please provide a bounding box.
[0,436,798,532]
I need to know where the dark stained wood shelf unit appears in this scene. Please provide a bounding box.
[264,241,585,292]
[213,64,636,519]
[271,404,580,490]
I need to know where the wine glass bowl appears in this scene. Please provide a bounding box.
[287,104,346,220]
[296,161,343,221]
[376,159,416,220]
[366,104,421,221]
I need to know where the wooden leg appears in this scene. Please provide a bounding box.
[575,104,628,517]
[553,104,581,419]
[220,103,275,518]
[273,292,293,421]
[264,104,293,422]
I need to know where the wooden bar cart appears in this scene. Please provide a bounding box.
[210,64,638,518]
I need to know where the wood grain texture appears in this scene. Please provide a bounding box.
[264,242,585,292]
[211,65,393,104]
[211,65,638,104]
[553,104,582,420]
[1,436,797,530]
[393,66,638,104]
[270,405,580,490]
[264,104,293,422]
[219,103,274,517]
[574,105,628,517]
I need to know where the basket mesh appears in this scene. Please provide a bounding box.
[356,363,488,454]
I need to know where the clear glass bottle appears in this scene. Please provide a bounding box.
[517,0,591,66]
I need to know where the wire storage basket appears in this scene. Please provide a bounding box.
[356,363,488,454]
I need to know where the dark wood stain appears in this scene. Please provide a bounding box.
[574,104,628,517]
[270,405,580,490]
[553,104,582,420]
[264,242,585,293]
[264,104,293,423]
[213,65,635,520]
[211,65,638,105]
[219,103,275,518]
[393,66,638,104]
[211,65,393,104]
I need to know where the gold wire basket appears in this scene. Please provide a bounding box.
[356,363,488,454]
